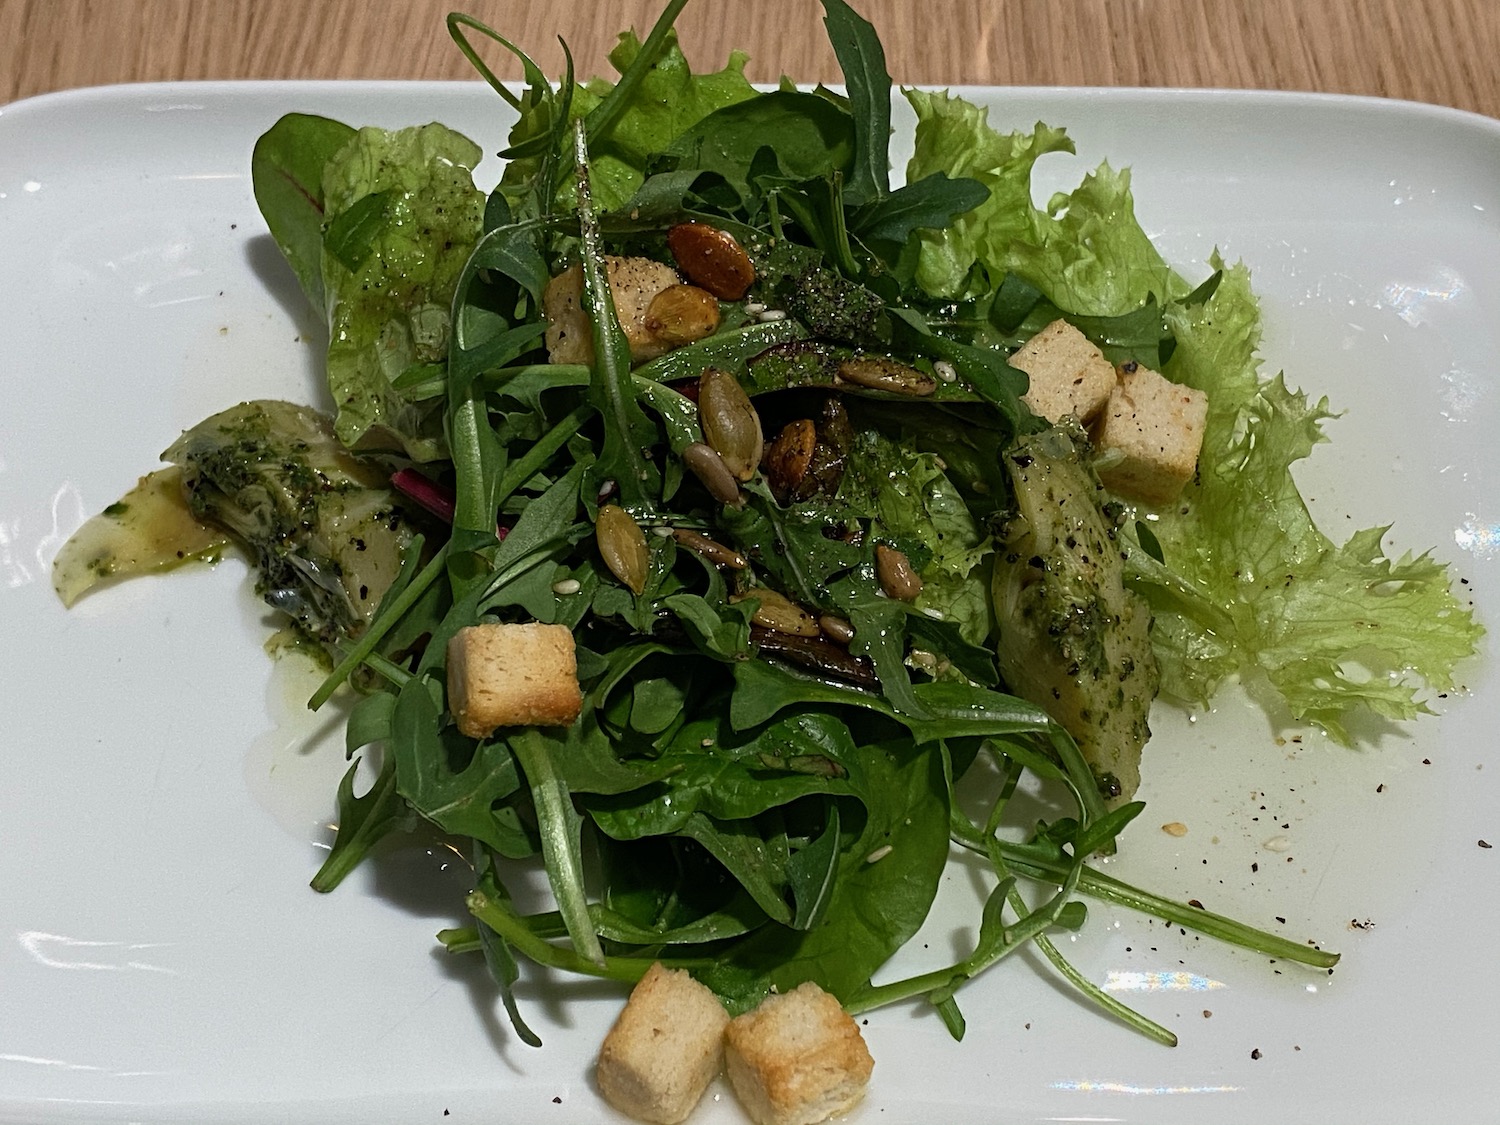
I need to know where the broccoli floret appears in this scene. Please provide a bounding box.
[746,239,888,347]
[163,400,414,650]
[991,422,1159,804]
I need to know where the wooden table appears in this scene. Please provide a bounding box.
[4,0,1498,119]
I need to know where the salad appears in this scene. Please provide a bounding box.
[52,0,1480,1077]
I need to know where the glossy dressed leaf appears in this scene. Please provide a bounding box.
[250,112,357,312]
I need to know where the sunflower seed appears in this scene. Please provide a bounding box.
[682,442,742,507]
[875,543,923,601]
[818,614,856,645]
[671,528,748,569]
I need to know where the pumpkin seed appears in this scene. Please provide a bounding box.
[595,504,650,595]
[666,221,756,300]
[836,356,937,397]
[731,588,820,637]
[644,284,721,347]
[761,418,816,501]
[698,367,763,481]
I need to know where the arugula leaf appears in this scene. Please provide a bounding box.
[500,28,758,214]
[817,0,892,205]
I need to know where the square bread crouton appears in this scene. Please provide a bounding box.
[445,622,581,739]
[1008,318,1116,424]
[544,256,682,366]
[1091,362,1209,506]
[724,981,874,1125]
[596,962,730,1125]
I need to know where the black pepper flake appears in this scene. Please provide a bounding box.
[1480,839,1493,849]
[1376,783,1385,793]
[1251,1048,1262,1060]
[553,1096,562,1104]
[1187,899,1204,909]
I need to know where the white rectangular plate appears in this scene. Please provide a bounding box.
[2,80,1497,1125]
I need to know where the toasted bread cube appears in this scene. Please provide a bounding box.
[596,962,730,1125]
[1091,363,1209,506]
[724,982,873,1125]
[445,622,581,738]
[544,256,682,366]
[1008,319,1116,424]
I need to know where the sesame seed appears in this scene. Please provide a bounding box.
[743,301,767,315]
[758,308,787,322]
[934,360,958,382]
[865,845,894,863]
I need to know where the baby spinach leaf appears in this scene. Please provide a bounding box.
[249,112,356,312]
[699,737,949,1011]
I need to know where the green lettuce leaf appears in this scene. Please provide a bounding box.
[905,89,1185,315]
[320,123,487,460]
[1139,261,1483,739]
[904,91,1482,740]
[500,30,758,214]
[837,427,993,645]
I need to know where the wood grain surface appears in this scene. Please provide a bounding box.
[3,0,1498,118]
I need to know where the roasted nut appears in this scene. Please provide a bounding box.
[682,442,743,507]
[761,418,817,501]
[671,528,748,569]
[666,222,756,300]
[875,544,923,601]
[596,504,650,595]
[644,284,721,347]
[698,367,764,481]
[732,588,821,637]
[837,356,937,397]
[818,614,856,645]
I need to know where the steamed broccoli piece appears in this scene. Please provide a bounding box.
[163,400,414,651]
[991,422,1159,804]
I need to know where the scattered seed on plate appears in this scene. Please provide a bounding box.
[1162,821,1188,837]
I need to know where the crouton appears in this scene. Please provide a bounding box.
[544,256,683,366]
[1091,362,1209,506]
[445,622,581,738]
[724,982,873,1125]
[1008,319,1116,424]
[596,962,730,1125]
